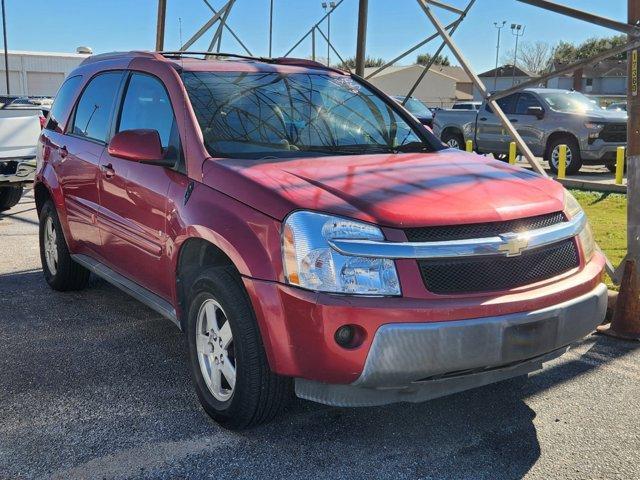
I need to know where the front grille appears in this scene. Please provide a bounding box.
[600,123,627,143]
[405,212,566,242]
[406,212,579,294]
[417,239,580,294]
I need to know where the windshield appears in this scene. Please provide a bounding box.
[539,91,603,114]
[182,71,432,158]
[401,97,432,118]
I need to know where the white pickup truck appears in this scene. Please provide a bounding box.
[0,109,42,210]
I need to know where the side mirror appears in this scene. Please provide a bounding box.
[107,129,170,165]
[526,106,544,119]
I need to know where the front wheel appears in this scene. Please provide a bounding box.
[546,137,582,175]
[186,266,291,430]
[441,131,465,151]
[0,185,24,211]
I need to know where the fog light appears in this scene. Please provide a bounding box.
[334,325,364,348]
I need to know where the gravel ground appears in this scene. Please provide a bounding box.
[1,190,639,480]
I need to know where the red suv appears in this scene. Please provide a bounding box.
[35,52,607,429]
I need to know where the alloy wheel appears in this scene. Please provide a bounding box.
[43,216,58,275]
[551,145,573,169]
[195,299,236,402]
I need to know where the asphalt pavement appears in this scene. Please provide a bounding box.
[1,190,639,480]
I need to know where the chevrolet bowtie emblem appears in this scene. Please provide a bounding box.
[498,233,529,257]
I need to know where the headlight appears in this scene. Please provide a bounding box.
[584,122,605,130]
[282,211,401,296]
[564,191,595,261]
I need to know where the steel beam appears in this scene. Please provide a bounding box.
[404,0,475,105]
[517,0,640,36]
[202,0,253,55]
[416,0,546,176]
[180,0,233,51]
[425,0,465,16]
[209,0,235,52]
[282,0,345,58]
[365,19,459,79]
[315,26,350,71]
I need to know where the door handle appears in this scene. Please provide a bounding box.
[479,117,488,121]
[59,146,68,160]
[100,163,115,179]
[509,119,519,123]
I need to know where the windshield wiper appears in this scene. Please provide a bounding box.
[393,141,429,153]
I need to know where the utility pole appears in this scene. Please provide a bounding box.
[355,0,368,76]
[155,0,167,51]
[268,0,274,57]
[510,23,525,86]
[493,21,506,91]
[1,0,9,95]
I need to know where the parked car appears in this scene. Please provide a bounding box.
[433,88,627,174]
[0,109,42,210]
[392,95,434,128]
[35,52,606,429]
[451,101,481,110]
[607,102,627,112]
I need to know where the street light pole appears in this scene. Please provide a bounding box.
[493,21,506,91]
[1,0,9,95]
[322,1,336,66]
[268,0,274,57]
[511,23,525,86]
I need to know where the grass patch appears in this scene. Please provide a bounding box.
[570,189,626,289]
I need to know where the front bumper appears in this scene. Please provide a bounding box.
[295,282,607,406]
[580,140,625,163]
[0,158,36,185]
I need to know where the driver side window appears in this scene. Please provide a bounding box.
[515,93,542,115]
[118,73,182,166]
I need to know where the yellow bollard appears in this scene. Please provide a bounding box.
[557,144,567,179]
[615,146,626,185]
[509,142,517,165]
[466,139,473,152]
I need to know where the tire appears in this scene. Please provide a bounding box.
[605,160,624,174]
[38,200,91,291]
[0,185,24,211]
[546,136,582,175]
[186,266,291,430]
[441,130,465,151]
[492,153,509,162]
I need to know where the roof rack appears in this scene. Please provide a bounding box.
[158,51,346,74]
[79,51,161,66]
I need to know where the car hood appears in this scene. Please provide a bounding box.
[587,109,628,122]
[202,149,566,228]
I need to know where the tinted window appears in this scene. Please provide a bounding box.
[485,95,516,115]
[118,73,175,148]
[45,75,82,132]
[515,93,542,115]
[72,72,122,142]
[183,71,432,159]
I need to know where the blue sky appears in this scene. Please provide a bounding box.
[1,0,627,72]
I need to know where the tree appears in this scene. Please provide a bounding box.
[553,35,627,63]
[416,53,451,66]
[336,56,386,70]
[502,41,553,74]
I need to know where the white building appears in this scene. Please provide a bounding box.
[365,65,473,108]
[0,49,91,97]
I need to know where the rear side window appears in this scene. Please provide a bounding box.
[118,73,175,148]
[45,75,82,133]
[71,72,123,143]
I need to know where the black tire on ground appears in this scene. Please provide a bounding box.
[605,160,624,174]
[546,136,583,175]
[38,200,91,291]
[0,185,24,211]
[441,130,465,151]
[493,153,509,162]
[186,266,291,430]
